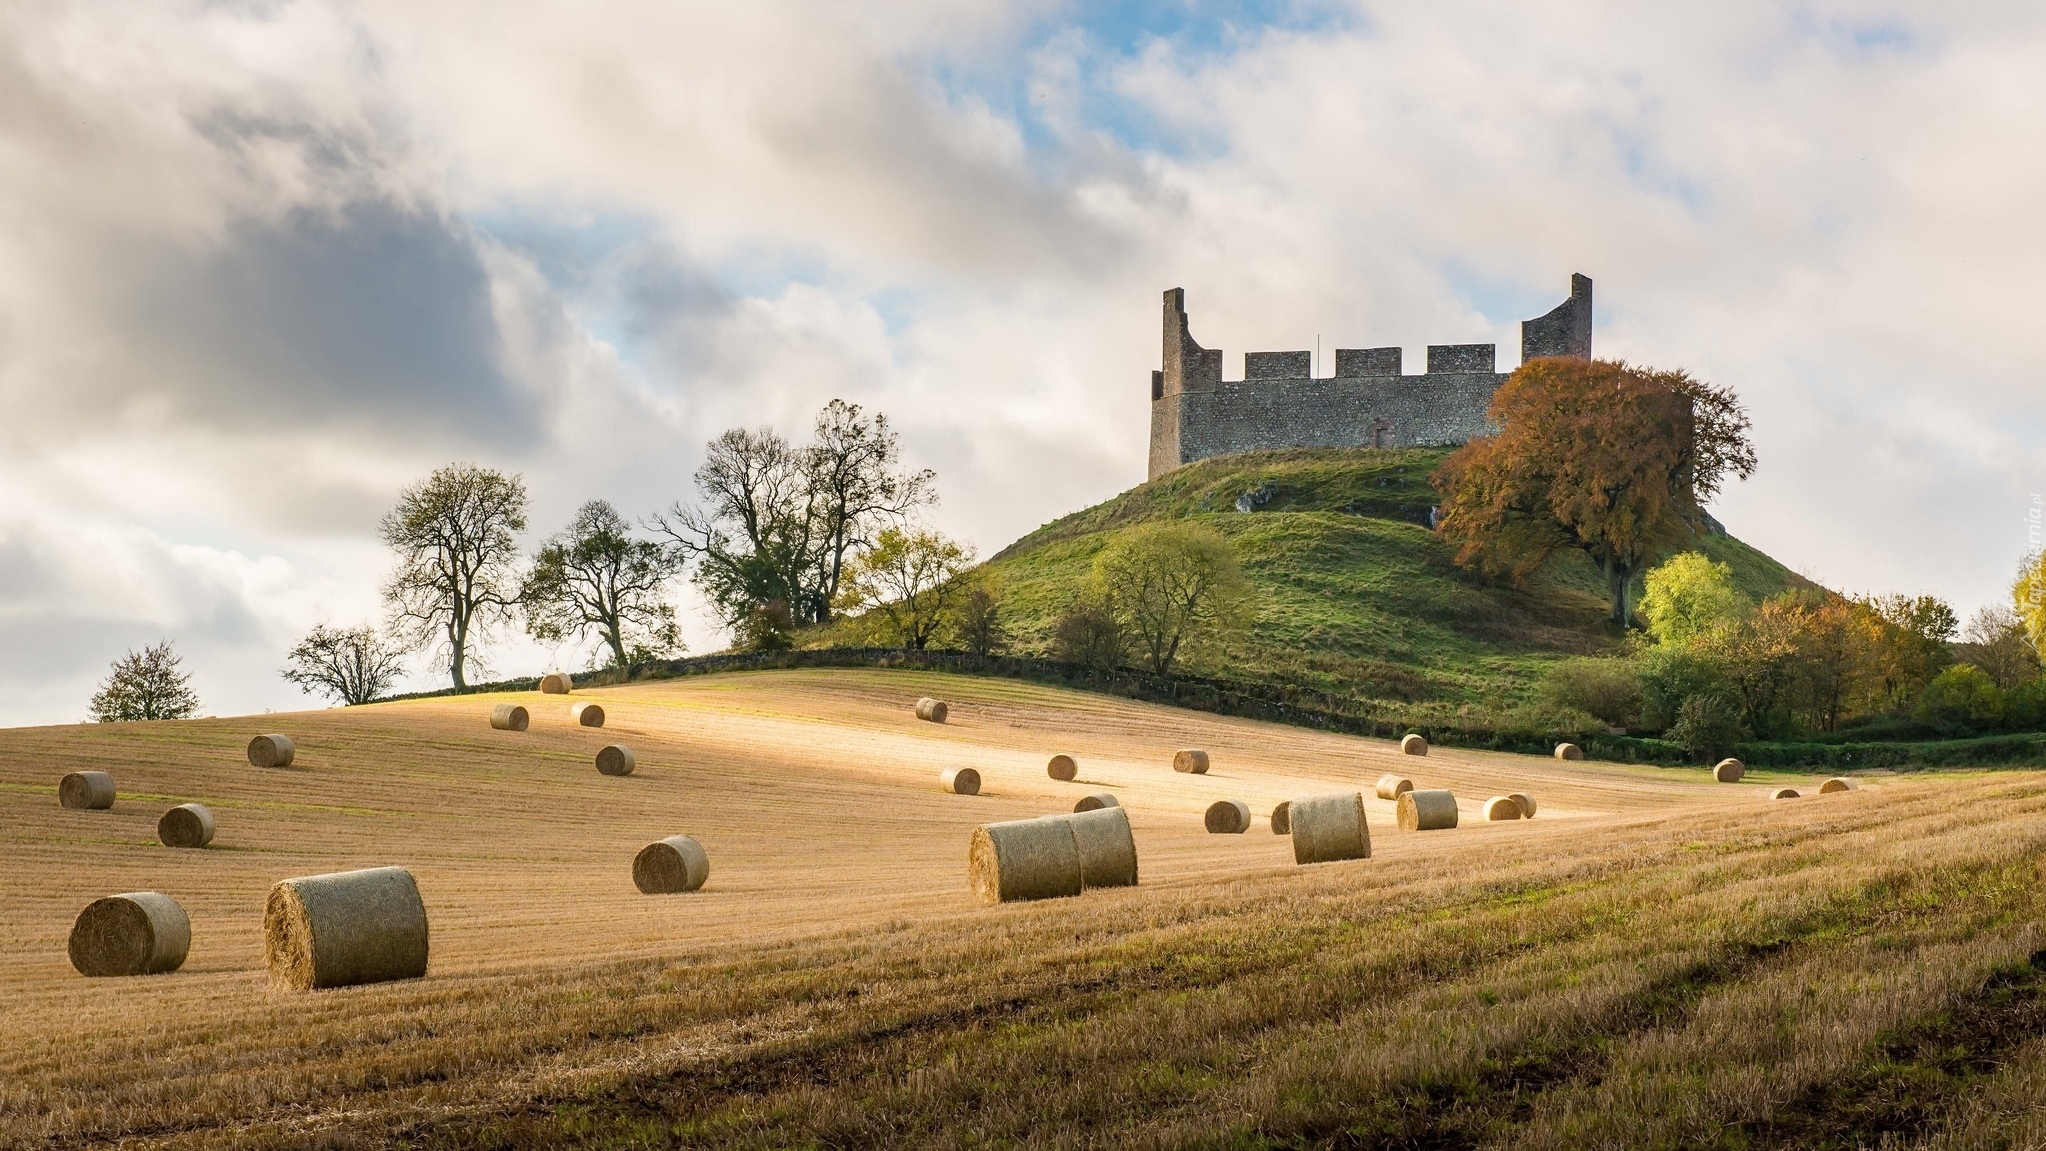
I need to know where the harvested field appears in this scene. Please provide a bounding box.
[2,667,2044,1148]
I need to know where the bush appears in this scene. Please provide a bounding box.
[1052,598,1124,670]
[1916,663,2005,732]
[2006,678,2046,732]
[1637,644,1730,734]
[1538,657,1642,729]
[1668,691,1744,762]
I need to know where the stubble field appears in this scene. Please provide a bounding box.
[3,669,2045,1149]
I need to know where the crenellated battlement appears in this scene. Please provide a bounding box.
[1148,274,1592,478]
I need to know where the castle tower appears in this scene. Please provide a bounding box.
[1519,273,1592,361]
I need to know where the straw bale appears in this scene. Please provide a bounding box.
[595,745,636,777]
[1073,792,1119,813]
[1068,806,1138,889]
[570,702,606,728]
[1047,754,1078,781]
[1204,799,1251,834]
[1173,749,1210,774]
[915,697,949,723]
[1397,788,1458,831]
[1554,742,1583,761]
[246,734,296,768]
[1713,758,1744,783]
[1400,733,1428,756]
[58,771,115,810]
[157,803,215,849]
[68,892,189,977]
[1270,800,1291,835]
[489,703,530,732]
[968,816,1083,904]
[940,766,981,795]
[263,866,429,991]
[1288,792,1371,864]
[1819,777,1858,794]
[1484,795,1524,821]
[633,835,711,894]
[539,673,572,694]
[1509,792,1537,818]
[1769,787,1801,800]
[1374,774,1414,801]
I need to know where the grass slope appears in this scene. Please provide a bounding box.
[964,447,1806,713]
[5,671,2045,1148]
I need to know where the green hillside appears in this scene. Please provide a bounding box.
[963,447,1807,719]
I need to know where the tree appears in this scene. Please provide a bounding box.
[89,641,200,722]
[523,500,682,671]
[803,400,935,624]
[1053,597,1125,670]
[1962,603,2041,689]
[656,402,936,639]
[837,527,974,650]
[1639,552,1749,646]
[952,576,1007,657]
[1433,358,1756,627]
[281,624,406,706]
[2018,550,2046,658]
[1784,596,1877,733]
[380,464,528,690]
[1917,664,2005,730]
[1694,596,1807,738]
[1860,592,1956,709]
[1094,522,1251,675]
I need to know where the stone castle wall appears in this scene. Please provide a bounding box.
[1148,274,1593,479]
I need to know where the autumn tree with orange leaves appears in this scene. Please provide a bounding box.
[1433,358,1755,628]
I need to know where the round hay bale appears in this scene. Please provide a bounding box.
[68,892,189,977]
[595,745,636,777]
[58,771,115,810]
[263,866,429,991]
[1204,799,1251,834]
[1484,795,1523,821]
[1713,758,1745,783]
[246,734,295,768]
[1374,774,1414,801]
[940,766,981,795]
[1271,800,1292,835]
[1173,749,1211,774]
[1554,742,1583,761]
[915,697,949,723]
[1770,787,1801,800]
[1068,806,1138,889]
[1047,754,1078,781]
[1820,777,1858,794]
[1289,792,1371,864]
[968,816,1083,904]
[1073,792,1119,813]
[633,835,711,894]
[157,803,215,849]
[1509,792,1537,818]
[489,703,529,732]
[1400,733,1429,757]
[539,673,572,694]
[1397,788,1458,831]
[570,701,605,728]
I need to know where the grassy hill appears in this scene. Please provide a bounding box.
[939,447,1807,719]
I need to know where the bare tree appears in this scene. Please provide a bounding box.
[804,400,934,623]
[524,500,682,670]
[380,463,528,689]
[89,641,200,721]
[653,427,820,632]
[282,624,407,705]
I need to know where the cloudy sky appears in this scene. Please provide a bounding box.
[2,0,2042,724]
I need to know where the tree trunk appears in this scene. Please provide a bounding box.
[1605,561,1634,629]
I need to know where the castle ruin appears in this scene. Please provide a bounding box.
[1148,274,1593,478]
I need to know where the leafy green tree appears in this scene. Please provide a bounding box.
[1668,691,1744,762]
[1434,358,1755,627]
[1094,522,1251,675]
[523,500,681,671]
[2017,549,2046,658]
[1639,552,1748,646]
[380,463,528,689]
[837,527,974,650]
[1916,664,2005,730]
[281,624,406,705]
[89,641,200,722]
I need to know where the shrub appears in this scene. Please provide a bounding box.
[1668,692,1744,762]
[1916,663,2005,731]
[1538,657,1642,729]
[1053,598,1124,670]
[2006,678,2046,732]
[1638,644,1729,734]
